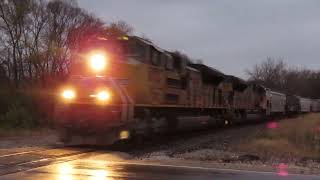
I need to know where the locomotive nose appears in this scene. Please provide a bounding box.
[58,76,121,105]
[59,88,115,105]
[56,76,129,121]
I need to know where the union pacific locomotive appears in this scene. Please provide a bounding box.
[54,36,320,144]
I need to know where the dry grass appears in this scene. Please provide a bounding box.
[236,113,320,159]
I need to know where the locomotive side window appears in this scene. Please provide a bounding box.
[160,53,168,67]
[166,56,174,70]
[120,40,131,56]
[151,48,161,66]
[173,59,180,70]
[167,78,182,89]
[133,42,146,60]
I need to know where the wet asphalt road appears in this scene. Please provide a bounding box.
[1,152,319,180]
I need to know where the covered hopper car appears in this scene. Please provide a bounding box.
[299,97,312,113]
[266,91,286,115]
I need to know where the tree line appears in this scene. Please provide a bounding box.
[1,0,318,98]
[246,57,320,99]
[0,0,133,87]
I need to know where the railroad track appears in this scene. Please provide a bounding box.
[0,128,220,176]
[0,145,64,158]
[0,145,97,176]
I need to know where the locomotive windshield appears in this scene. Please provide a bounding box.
[80,37,130,59]
[69,76,110,89]
[70,37,133,76]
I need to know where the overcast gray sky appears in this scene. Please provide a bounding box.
[77,0,320,78]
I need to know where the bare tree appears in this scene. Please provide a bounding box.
[105,20,134,37]
[0,0,136,88]
[247,57,320,98]
[246,57,287,91]
[41,0,103,86]
[26,0,47,79]
[0,0,32,86]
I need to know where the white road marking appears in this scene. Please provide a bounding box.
[101,161,320,178]
[0,150,42,158]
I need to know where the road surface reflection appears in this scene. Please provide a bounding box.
[57,161,113,180]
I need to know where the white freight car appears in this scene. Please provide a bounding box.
[299,97,312,113]
[311,100,319,112]
[267,90,286,114]
[315,99,320,112]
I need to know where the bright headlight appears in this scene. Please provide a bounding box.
[61,89,76,100]
[89,53,107,72]
[97,91,111,101]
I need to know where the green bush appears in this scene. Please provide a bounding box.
[0,104,37,128]
[0,89,41,129]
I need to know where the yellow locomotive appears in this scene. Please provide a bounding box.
[54,36,263,144]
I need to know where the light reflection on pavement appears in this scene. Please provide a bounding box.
[1,154,320,180]
[56,161,115,180]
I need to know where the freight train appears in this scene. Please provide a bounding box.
[54,36,320,144]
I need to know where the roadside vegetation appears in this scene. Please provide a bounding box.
[236,113,320,159]
[0,84,53,130]
[0,90,38,129]
[0,0,133,131]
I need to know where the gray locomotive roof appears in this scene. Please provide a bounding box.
[131,36,165,53]
[189,64,225,77]
[225,75,248,92]
[186,66,200,72]
[189,63,226,85]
